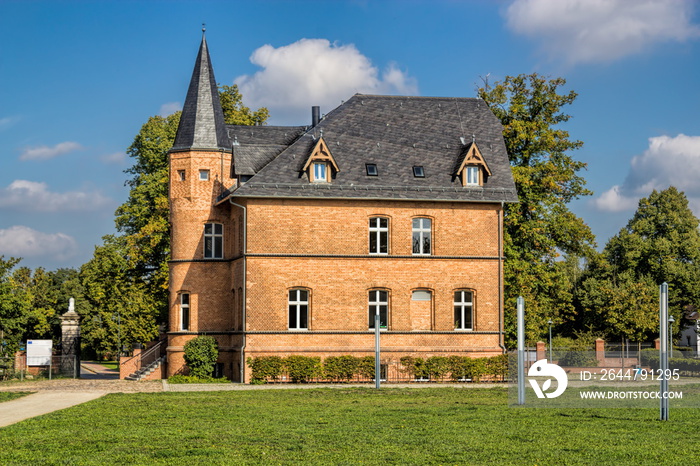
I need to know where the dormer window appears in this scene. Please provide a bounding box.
[455,141,491,187]
[313,162,327,182]
[302,136,340,184]
[465,166,479,185]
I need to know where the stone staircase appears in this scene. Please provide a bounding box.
[125,355,167,381]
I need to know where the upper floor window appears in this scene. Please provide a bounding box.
[412,218,431,255]
[180,293,190,331]
[199,169,210,181]
[454,290,474,330]
[313,162,327,182]
[177,170,186,181]
[368,290,388,329]
[465,166,479,186]
[369,217,389,254]
[204,223,223,259]
[288,289,309,330]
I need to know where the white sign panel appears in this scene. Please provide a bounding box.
[27,340,52,366]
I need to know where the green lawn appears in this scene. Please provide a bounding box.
[0,387,698,465]
[0,392,31,403]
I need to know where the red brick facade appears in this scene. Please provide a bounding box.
[167,150,505,381]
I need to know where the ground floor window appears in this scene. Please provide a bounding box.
[289,289,309,330]
[454,290,473,330]
[368,290,388,329]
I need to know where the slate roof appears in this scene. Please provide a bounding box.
[172,34,230,152]
[228,126,307,176]
[226,94,517,203]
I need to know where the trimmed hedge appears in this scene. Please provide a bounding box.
[247,354,509,383]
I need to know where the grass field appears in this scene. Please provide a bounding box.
[1,386,698,465]
[0,392,31,403]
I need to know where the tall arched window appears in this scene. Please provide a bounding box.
[179,293,190,331]
[412,218,432,255]
[369,217,389,254]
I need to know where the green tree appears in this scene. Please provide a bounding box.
[219,84,269,125]
[80,236,162,358]
[581,187,700,341]
[478,74,596,346]
[0,256,28,355]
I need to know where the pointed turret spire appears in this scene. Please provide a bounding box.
[172,31,230,152]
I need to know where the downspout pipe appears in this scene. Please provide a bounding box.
[229,198,247,383]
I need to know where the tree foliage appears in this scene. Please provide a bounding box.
[580,187,700,341]
[219,85,269,125]
[478,74,595,346]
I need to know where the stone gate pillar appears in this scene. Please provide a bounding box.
[60,298,81,377]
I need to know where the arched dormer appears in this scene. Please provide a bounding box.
[455,142,491,187]
[302,137,340,183]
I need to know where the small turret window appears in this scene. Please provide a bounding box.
[199,169,210,181]
[177,170,186,181]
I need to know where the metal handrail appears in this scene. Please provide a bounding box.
[122,337,167,372]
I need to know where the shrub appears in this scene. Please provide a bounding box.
[323,355,360,382]
[183,336,219,378]
[357,356,376,379]
[485,354,508,381]
[284,355,321,383]
[247,356,284,382]
[559,351,598,367]
[168,375,229,384]
[425,356,449,379]
[400,356,430,380]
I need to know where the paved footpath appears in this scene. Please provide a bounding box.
[0,391,107,428]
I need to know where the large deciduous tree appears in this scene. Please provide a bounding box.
[580,187,700,341]
[478,74,595,346]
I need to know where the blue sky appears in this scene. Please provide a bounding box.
[1,0,699,270]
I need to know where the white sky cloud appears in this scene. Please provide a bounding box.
[593,134,700,212]
[19,141,83,161]
[159,102,182,117]
[100,152,127,164]
[0,180,112,212]
[505,0,700,64]
[235,38,418,123]
[0,225,78,261]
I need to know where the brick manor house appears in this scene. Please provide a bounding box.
[165,34,517,382]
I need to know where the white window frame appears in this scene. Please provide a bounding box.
[180,293,190,331]
[288,289,309,330]
[204,223,224,259]
[369,217,389,255]
[412,218,432,255]
[465,166,479,186]
[369,290,389,330]
[454,290,474,331]
[313,162,327,182]
[199,169,210,181]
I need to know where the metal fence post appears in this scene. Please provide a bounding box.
[517,296,525,405]
[375,313,381,389]
[660,282,669,421]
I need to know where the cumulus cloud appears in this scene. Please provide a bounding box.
[593,134,700,212]
[0,225,78,261]
[159,102,182,116]
[19,141,83,161]
[505,0,700,64]
[100,152,127,164]
[0,180,112,212]
[235,38,418,123]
